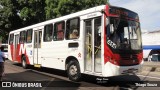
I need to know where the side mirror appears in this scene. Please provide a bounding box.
[110,24,114,34]
[106,18,114,36]
[98,26,101,35]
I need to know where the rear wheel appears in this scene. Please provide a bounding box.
[22,56,28,69]
[67,60,81,82]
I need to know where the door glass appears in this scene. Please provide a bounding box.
[94,17,102,72]
[15,35,19,49]
[85,20,92,71]
[38,31,42,48]
[34,31,38,48]
[34,30,42,64]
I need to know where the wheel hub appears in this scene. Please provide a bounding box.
[69,65,77,76]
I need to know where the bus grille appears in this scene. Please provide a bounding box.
[120,54,138,60]
[120,54,139,66]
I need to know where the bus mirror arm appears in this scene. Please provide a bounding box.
[110,24,114,34]
[101,9,107,16]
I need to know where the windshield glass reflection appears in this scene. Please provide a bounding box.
[107,17,142,50]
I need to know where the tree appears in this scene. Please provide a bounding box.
[0,0,109,42]
[0,0,22,42]
[0,0,109,36]
[0,0,22,31]
[18,0,45,26]
[45,0,109,19]
[0,0,46,31]
[45,0,59,20]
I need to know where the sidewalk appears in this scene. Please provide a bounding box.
[143,61,160,67]
[142,61,160,72]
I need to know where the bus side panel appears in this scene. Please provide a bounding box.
[8,44,14,61]
[19,44,31,64]
[25,43,34,65]
[16,44,22,62]
[8,44,21,62]
[41,42,67,70]
[9,43,31,64]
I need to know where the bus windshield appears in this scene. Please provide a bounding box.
[107,17,142,50]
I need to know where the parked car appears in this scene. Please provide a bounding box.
[1,44,8,59]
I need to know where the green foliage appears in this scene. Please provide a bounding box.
[0,0,22,31]
[0,0,21,42]
[45,0,108,19]
[45,0,59,20]
[0,29,8,43]
[0,0,109,33]
[18,0,45,26]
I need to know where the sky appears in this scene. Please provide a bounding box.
[109,0,160,32]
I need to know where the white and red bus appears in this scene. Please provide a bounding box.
[8,4,143,81]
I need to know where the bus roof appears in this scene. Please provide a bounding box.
[9,4,138,34]
[9,5,106,34]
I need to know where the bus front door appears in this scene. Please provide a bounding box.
[33,30,42,67]
[84,16,102,73]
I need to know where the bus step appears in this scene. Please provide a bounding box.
[34,64,41,68]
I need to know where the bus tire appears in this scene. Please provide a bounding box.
[67,60,81,82]
[22,56,28,69]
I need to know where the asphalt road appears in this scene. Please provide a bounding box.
[1,60,160,90]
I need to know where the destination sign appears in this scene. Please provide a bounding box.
[109,6,138,19]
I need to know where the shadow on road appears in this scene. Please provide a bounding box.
[2,70,81,90]
[81,74,143,89]
[5,63,145,90]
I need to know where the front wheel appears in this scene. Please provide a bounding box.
[67,60,81,82]
[22,56,28,69]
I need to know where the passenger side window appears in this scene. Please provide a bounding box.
[66,17,80,39]
[26,29,33,43]
[53,21,65,41]
[44,24,53,42]
[9,34,14,44]
[19,31,26,43]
